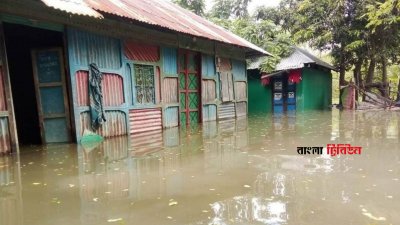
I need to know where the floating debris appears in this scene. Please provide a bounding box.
[362,212,386,221]
[168,200,178,206]
[107,218,123,223]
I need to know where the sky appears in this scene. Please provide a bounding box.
[205,0,282,13]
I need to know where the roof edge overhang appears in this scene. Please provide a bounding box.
[98,10,271,57]
[0,0,271,57]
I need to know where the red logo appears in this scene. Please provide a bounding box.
[297,144,362,156]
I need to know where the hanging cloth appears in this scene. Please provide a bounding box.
[260,72,271,86]
[89,63,106,130]
[288,69,302,83]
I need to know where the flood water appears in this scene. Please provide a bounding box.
[1,110,400,225]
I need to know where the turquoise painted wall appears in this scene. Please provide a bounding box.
[296,67,332,111]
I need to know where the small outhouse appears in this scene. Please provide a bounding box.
[248,47,335,114]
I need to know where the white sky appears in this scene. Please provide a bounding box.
[205,0,281,13]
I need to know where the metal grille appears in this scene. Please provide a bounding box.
[134,65,155,104]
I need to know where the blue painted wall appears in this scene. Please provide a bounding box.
[161,47,178,76]
[232,59,246,81]
[201,54,216,78]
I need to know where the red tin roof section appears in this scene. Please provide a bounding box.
[40,0,270,56]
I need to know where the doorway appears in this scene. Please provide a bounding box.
[3,23,71,145]
[178,50,201,125]
[272,75,296,113]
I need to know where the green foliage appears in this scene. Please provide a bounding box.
[176,0,400,98]
[209,0,235,19]
[209,0,252,19]
[208,1,293,73]
[173,0,205,16]
[366,0,400,30]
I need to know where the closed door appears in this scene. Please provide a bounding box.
[31,48,71,143]
[179,50,200,125]
[287,80,296,111]
[273,79,284,113]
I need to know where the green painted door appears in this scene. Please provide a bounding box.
[179,50,200,125]
[31,48,72,143]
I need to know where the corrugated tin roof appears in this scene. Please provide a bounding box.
[277,47,336,71]
[39,0,270,56]
[247,47,336,71]
[41,0,103,18]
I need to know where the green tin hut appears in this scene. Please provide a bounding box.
[0,0,269,154]
[248,47,335,114]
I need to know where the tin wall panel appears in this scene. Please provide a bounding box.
[155,66,161,104]
[235,81,247,101]
[0,118,10,154]
[236,101,247,117]
[220,72,234,102]
[164,106,179,128]
[202,80,216,103]
[129,108,162,134]
[76,71,89,106]
[124,41,159,62]
[0,67,6,111]
[202,104,217,122]
[103,74,124,106]
[76,71,124,106]
[232,59,246,80]
[162,78,178,103]
[68,29,121,69]
[161,47,178,75]
[125,64,133,105]
[80,110,127,137]
[201,54,216,77]
[218,102,235,120]
[218,57,231,72]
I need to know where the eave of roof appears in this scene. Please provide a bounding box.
[40,0,271,56]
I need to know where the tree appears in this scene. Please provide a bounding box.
[209,3,293,73]
[209,0,235,19]
[209,0,252,19]
[173,0,205,16]
[365,0,400,99]
[232,0,252,18]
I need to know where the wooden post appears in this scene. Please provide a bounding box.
[0,22,19,153]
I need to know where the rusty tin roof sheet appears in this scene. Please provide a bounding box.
[40,0,270,56]
[41,0,103,18]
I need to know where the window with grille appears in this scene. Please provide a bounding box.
[134,64,155,104]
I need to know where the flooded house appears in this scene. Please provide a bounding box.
[0,0,269,154]
[248,47,335,114]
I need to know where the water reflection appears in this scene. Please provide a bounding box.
[0,156,22,225]
[0,110,400,225]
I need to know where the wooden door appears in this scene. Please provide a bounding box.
[0,23,18,152]
[31,48,71,143]
[178,50,200,125]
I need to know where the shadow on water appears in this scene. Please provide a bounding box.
[1,110,400,225]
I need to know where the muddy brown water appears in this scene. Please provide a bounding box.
[0,110,399,225]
